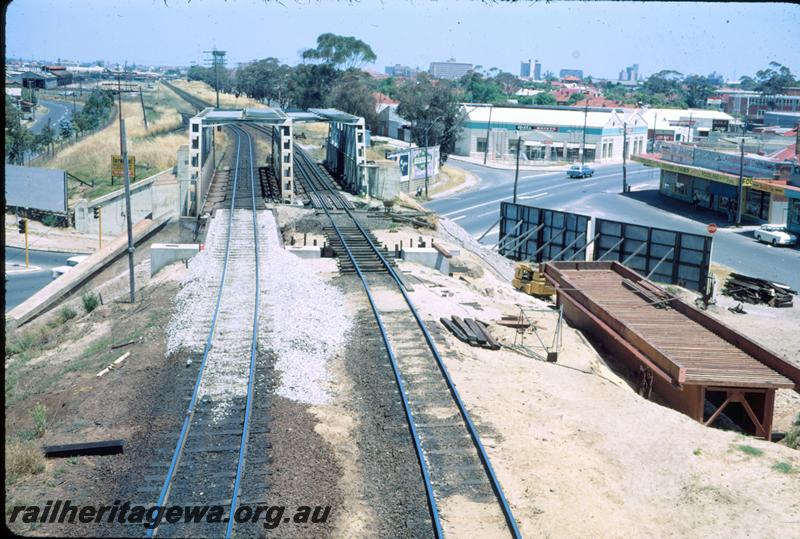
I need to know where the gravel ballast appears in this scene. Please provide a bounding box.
[259,210,352,405]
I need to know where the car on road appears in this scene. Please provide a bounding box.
[567,164,594,178]
[51,255,89,279]
[753,224,797,247]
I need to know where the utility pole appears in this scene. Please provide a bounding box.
[204,49,226,109]
[424,128,429,199]
[622,122,628,193]
[580,103,588,167]
[139,87,148,131]
[483,105,493,164]
[736,138,745,227]
[651,111,658,152]
[118,70,136,302]
[513,135,521,204]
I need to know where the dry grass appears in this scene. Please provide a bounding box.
[5,439,45,485]
[171,80,262,109]
[40,83,192,200]
[429,164,468,196]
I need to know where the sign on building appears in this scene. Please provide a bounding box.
[111,155,136,178]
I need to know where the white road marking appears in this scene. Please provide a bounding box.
[476,208,498,217]
[440,187,549,217]
[518,192,548,200]
[451,215,468,222]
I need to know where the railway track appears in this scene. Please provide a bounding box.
[296,156,522,537]
[144,125,268,538]
[160,82,520,535]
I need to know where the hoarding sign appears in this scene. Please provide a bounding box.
[111,155,136,178]
[5,164,68,213]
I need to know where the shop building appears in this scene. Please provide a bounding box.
[455,104,648,163]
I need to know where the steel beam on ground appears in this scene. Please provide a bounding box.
[475,217,500,242]
[622,241,647,266]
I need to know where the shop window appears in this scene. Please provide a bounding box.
[476,138,487,153]
[744,189,769,221]
[789,200,800,226]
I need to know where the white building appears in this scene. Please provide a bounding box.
[639,108,735,143]
[455,105,648,163]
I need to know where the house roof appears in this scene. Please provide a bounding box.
[373,92,399,106]
[767,144,797,161]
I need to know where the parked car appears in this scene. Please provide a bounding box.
[51,255,89,279]
[753,224,797,247]
[567,164,594,178]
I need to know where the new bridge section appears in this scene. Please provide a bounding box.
[544,260,799,440]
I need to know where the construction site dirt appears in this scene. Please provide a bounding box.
[5,204,799,538]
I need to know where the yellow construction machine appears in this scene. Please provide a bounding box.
[512,262,555,298]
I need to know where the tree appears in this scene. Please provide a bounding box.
[395,73,466,164]
[643,70,683,95]
[754,62,796,95]
[325,69,379,131]
[288,63,339,110]
[458,72,504,103]
[683,75,717,108]
[5,101,34,164]
[59,118,73,139]
[36,119,55,157]
[567,92,585,105]
[534,92,557,105]
[377,76,398,98]
[738,75,758,91]
[301,33,377,70]
[235,58,292,106]
[494,71,521,95]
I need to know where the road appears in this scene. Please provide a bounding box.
[30,99,80,134]
[5,247,80,312]
[425,160,800,291]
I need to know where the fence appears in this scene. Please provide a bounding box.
[498,202,591,262]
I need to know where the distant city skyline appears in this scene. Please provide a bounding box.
[6,1,799,82]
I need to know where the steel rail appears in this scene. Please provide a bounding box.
[225,126,261,539]
[294,147,522,538]
[147,129,244,538]
[293,148,444,537]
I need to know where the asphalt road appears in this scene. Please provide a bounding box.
[30,99,79,134]
[5,247,80,312]
[425,160,800,291]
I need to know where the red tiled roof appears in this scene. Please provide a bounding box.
[767,144,797,160]
[373,92,399,105]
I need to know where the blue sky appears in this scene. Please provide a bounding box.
[6,0,799,80]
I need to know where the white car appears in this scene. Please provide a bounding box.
[51,255,89,279]
[753,224,797,247]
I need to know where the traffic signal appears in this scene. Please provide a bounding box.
[18,219,27,234]
[93,207,100,219]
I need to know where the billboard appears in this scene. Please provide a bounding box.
[5,164,68,213]
[408,146,439,180]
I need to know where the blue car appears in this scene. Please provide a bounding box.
[567,164,594,178]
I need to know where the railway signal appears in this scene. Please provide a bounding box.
[93,206,103,248]
[18,219,29,268]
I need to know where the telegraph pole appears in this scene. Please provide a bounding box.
[118,70,136,302]
[513,135,521,204]
[736,138,745,226]
[424,129,429,199]
[204,49,226,109]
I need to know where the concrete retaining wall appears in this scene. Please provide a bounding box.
[150,243,200,276]
[74,169,179,236]
[402,247,450,274]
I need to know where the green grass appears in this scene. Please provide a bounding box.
[58,306,77,324]
[736,444,764,457]
[82,292,100,313]
[771,461,798,474]
[32,403,47,438]
[693,448,702,456]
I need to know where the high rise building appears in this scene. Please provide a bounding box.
[520,60,531,78]
[619,64,640,81]
[534,60,542,80]
[429,60,473,80]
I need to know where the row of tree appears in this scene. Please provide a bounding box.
[4,89,114,165]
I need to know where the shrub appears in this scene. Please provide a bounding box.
[6,332,37,356]
[5,440,45,484]
[82,292,100,313]
[41,214,59,227]
[32,403,47,438]
[58,306,77,324]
